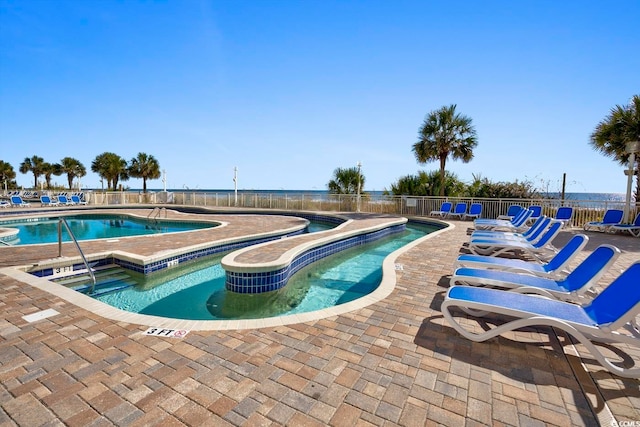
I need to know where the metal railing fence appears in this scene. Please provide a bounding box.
[82,191,639,229]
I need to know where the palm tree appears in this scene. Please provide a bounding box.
[327,166,365,194]
[129,152,161,193]
[590,95,640,201]
[412,104,478,196]
[91,152,129,190]
[60,157,87,190]
[42,162,62,190]
[0,160,16,191]
[19,155,46,188]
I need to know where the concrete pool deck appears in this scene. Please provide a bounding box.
[0,207,638,425]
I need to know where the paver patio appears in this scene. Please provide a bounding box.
[0,208,638,426]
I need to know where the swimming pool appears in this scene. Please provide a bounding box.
[91,222,437,320]
[0,214,217,245]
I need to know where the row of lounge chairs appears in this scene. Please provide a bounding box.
[4,190,39,199]
[583,209,640,237]
[431,202,575,227]
[441,208,640,378]
[0,194,88,208]
[42,194,87,206]
[429,201,483,220]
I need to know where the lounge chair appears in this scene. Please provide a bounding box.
[40,195,60,207]
[57,195,74,205]
[583,209,624,233]
[454,234,589,277]
[464,203,482,220]
[442,262,640,378]
[71,195,88,205]
[611,213,640,237]
[0,200,9,208]
[447,202,467,219]
[555,206,573,228]
[430,201,452,217]
[468,220,563,259]
[451,244,620,301]
[470,217,553,249]
[10,195,31,207]
[471,216,549,241]
[474,209,533,231]
[476,206,524,224]
[496,205,523,220]
[527,205,542,224]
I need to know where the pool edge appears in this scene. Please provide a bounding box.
[0,220,453,331]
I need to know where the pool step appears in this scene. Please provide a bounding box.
[52,265,122,286]
[52,265,138,296]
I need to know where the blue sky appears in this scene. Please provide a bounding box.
[1,1,638,193]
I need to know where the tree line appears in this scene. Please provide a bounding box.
[0,152,161,193]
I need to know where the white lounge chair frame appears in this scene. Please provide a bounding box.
[442,262,640,378]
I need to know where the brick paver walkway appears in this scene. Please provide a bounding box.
[1,209,638,426]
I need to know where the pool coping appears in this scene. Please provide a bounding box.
[0,209,226,247]
[0,217,452,331]
[0,209,315,274]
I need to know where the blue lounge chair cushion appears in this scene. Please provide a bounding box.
[468,221,563,258]
[455,234,588,276]
[464,203,482,220]
[447,202,467,219]
[452,244,619,298]
[584,209,624,232]
[473,209,533,231]
[447,286,596,325]
[611,213,640,237]
[430,201,452,217]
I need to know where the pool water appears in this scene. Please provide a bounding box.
[0,215,216,245]
[94,223,436,320]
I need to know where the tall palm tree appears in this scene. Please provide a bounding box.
[590,95,640,201]
[19,155,46,188]
[42,162,62,190]
[0,160,16,190]
[129,152,161,193]
[327,166,365,194]
[91,152,129,190]
[60,157,87,190]
[412,104,478,196]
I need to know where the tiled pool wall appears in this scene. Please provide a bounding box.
[225,223,407,294]
[27,212,345,279]
[0,230,19,245]
[29,227,308,279]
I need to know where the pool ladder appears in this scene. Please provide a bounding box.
[147,207,167,223]
[58,218,96,294]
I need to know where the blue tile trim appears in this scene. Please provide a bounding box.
[0,233,19,244]
[225,224,406,294]
[28,228,308,277]
[26,213,346,278]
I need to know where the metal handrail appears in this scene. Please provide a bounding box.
[58,218,96,293]
[147,207,159,219]
[146,207,166,222]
